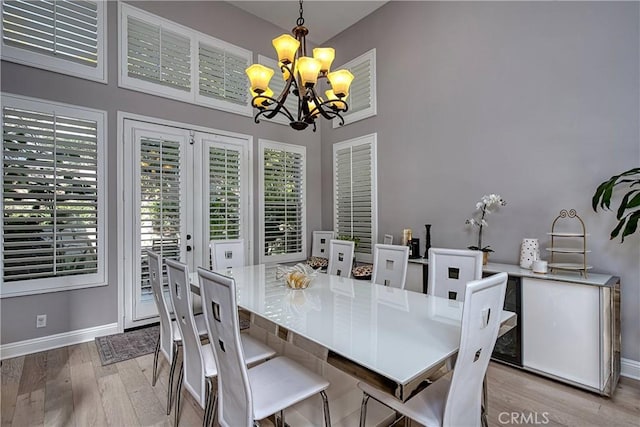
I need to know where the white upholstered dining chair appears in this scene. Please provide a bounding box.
[428,248,483,302]
[210,239,245,270]
[371,244,410,289]
[197,267,332,427]
[165,259,275,426]
[327,239,355,278]
[147,250,208,415]
[358,272,508,427]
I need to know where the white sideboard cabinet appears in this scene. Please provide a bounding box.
[411,258,620,396]
[485,264,620,396]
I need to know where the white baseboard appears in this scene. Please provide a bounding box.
[0,323,120,360]
[621,358,640,380]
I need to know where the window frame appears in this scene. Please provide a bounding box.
[333,133,378,263]
[258,139,307,264]
[118,2,252,117]
[1,0,107,84]
[1,93,107,298]
[333,48,377,128]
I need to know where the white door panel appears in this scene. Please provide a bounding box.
[122,119,252,328]
[124,120,191,325]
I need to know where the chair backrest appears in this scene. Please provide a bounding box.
[383,234,393,245]
[311,231,335,258]
[198,267,253,427]
[443,272,507,427]
[166,258,207,408]
[371,244,409,289]
[428,248,483,302]
[327,239,355,278]
[210,239,245,270]
[146,250,174,362]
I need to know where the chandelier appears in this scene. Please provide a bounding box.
[245,0,354,131]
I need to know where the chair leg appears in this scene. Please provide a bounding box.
[481,377,488,427]
[203,378,211,427]
[174,363,184,427]
[359,392,370,427]
[210,388,218,427]
[279,410,285,427]
[203,377,217,427]
[152,333,160,386]
[320,390,331,427]
[166,342,180,415]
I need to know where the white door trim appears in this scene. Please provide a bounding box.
[116,111,253,330]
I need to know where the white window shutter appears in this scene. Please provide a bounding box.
[334,134,377,261]
[126,15,191,93]
[138,137,182,297]
[1,0,106,82]
[259,141,306,263]
[208,146,242,240]
[2,95,106,295]
[333,49,377,128]
[199,42,250,108]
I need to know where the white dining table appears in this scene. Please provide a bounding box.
[190,263,516,402]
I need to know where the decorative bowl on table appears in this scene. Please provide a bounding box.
[306,256,328,270]
[352,264,373,280]
[276,263,317,289]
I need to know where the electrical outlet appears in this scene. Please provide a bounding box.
[36,314,47,328]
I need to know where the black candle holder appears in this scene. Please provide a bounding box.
[424,224,432,258]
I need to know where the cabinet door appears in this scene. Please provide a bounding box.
[522,278,600,389]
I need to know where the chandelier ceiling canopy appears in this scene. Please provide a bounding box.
[246,0,354,131]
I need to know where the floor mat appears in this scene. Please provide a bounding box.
[95,325,159,366]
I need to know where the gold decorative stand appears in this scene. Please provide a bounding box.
[547,209,591,278]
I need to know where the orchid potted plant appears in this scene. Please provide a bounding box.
[465,194,507,262]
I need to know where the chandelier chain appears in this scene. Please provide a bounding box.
[297,0,304,26]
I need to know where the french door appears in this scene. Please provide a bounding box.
[122,118,251,328]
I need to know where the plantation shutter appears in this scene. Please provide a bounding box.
[347,59,372,114]
[3,106,99,282]
[199,42,249,106]
[262,146,305,259]
[139,137,182,297]
[126,15,191,92]
[257,56,298,125]
[208,146,241,240]
[333,49,377,127]
[335,141,374,256]
[2,0,100,67]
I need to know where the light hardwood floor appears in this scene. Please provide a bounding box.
[2,341,639,426]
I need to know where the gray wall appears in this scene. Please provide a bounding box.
[1,1,322,344]
[321,1,640,362]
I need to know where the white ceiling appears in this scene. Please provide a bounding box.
[227,1,388,44]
